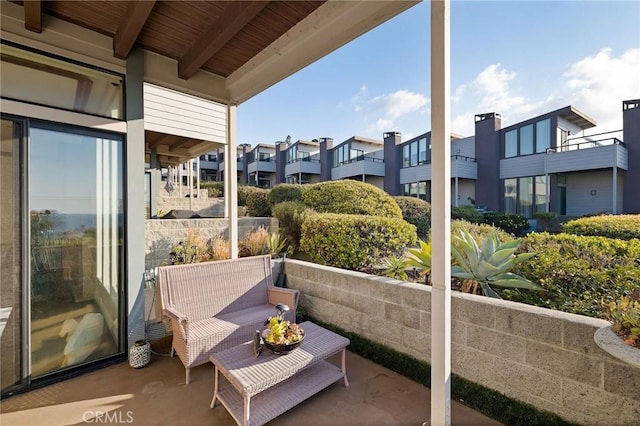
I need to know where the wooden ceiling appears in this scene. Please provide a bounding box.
[14,0,326,79]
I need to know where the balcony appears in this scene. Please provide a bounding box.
[545,137,628,173]
[284,157,321,176]
[247,158,277,174]
[331,156,385,180]
[400,155,477,183]
[1,259,635,425]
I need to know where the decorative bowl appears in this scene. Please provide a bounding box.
[261,330,304,355]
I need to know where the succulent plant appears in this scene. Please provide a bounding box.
[451,229,542,299]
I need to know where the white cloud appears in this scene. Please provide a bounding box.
[369,89,429,119]
[561,48,640,132]
[450,48,640,136]
[376,118,394,131]
[352,87,430,138]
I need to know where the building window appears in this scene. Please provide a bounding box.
[536,119,550,153]
[504,178,517,214]
[503,175,547,218]
[418,138,427,164]
[403,144,410,168]
[351,149,364,161]
[519,177,533,219]
[410,141,418,166]
[505,130,518,158]
[520,124,534,155]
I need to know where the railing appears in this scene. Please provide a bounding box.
[286,157,320,164]
[402,155,477,168]
[334,155,384,166]
[546,137,624,153]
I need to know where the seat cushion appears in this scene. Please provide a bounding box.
[184,304,275,367]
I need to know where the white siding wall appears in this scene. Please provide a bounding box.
[143,83,226,143]
[363,176,384,189]
[351,141,383,154]
[566,170,616,215]
[557,117,584,138]
[452,179,475,206]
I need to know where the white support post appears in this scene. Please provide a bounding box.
[196,156,201,196]
[430,1,452,425]
[226,105,239,259]
[189,159,193,211]
[613,165,618,214]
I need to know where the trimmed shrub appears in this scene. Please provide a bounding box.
[505,233,640,318]
[482,212,530,236]
[246,188,271,217]
[302,180,402,219]
[268,183,305,205]
[237,185,264,207]
[200,181,223,197]
[272,201,314,249]
[562,214,640,240]
[533,212,559,233]
[300,213,417,270]
[451,205,482,223]
[440,219,514,244]
[394,196,431,237]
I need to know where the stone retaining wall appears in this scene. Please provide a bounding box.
[284,259,640,425]
[156,196,225,218]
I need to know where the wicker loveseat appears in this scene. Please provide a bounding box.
[158,255,299,384]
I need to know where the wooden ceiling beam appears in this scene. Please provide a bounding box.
[178,1,269,80]
[113,1,156,59]
[24,0,42,33]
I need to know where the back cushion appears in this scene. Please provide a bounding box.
[161,255,273,321]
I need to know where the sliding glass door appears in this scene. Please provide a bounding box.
[29,124,124,377]
[1,117,125,394]
[1,118,25,393]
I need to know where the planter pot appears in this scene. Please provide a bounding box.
[594,326,640,368]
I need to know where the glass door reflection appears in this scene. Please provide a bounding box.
[29,125,123,377]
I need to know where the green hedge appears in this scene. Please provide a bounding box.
[562,215,640,240]
[482,212,530,236]
[451,205,483,223]
[302,180,402,219]
[393,196,431,237]
[268,183,305,205]
[237,185,265,207]
[246,188,271,217]
[271,201,313,249]
[440,220,514,244]
[506,233,640,317]
[300,213,417,270]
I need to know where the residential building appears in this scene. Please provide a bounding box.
[205,100,639,217]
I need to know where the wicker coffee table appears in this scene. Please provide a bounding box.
[209,321,350,426]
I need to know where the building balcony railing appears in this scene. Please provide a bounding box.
[547,135,624,154]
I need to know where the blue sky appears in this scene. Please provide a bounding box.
[237,1,640,146]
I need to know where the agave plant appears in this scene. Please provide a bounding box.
[451,229,542,298]
[382,256,409,280]
[405,240,432,284]
[268,231,288,258]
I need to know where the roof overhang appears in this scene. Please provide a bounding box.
[6,0,419,105]
[558,106,597,130]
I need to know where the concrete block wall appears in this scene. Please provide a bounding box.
[144,217,277,270]
[284,259,640,425]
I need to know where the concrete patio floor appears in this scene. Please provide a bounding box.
[1,350,502,426]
